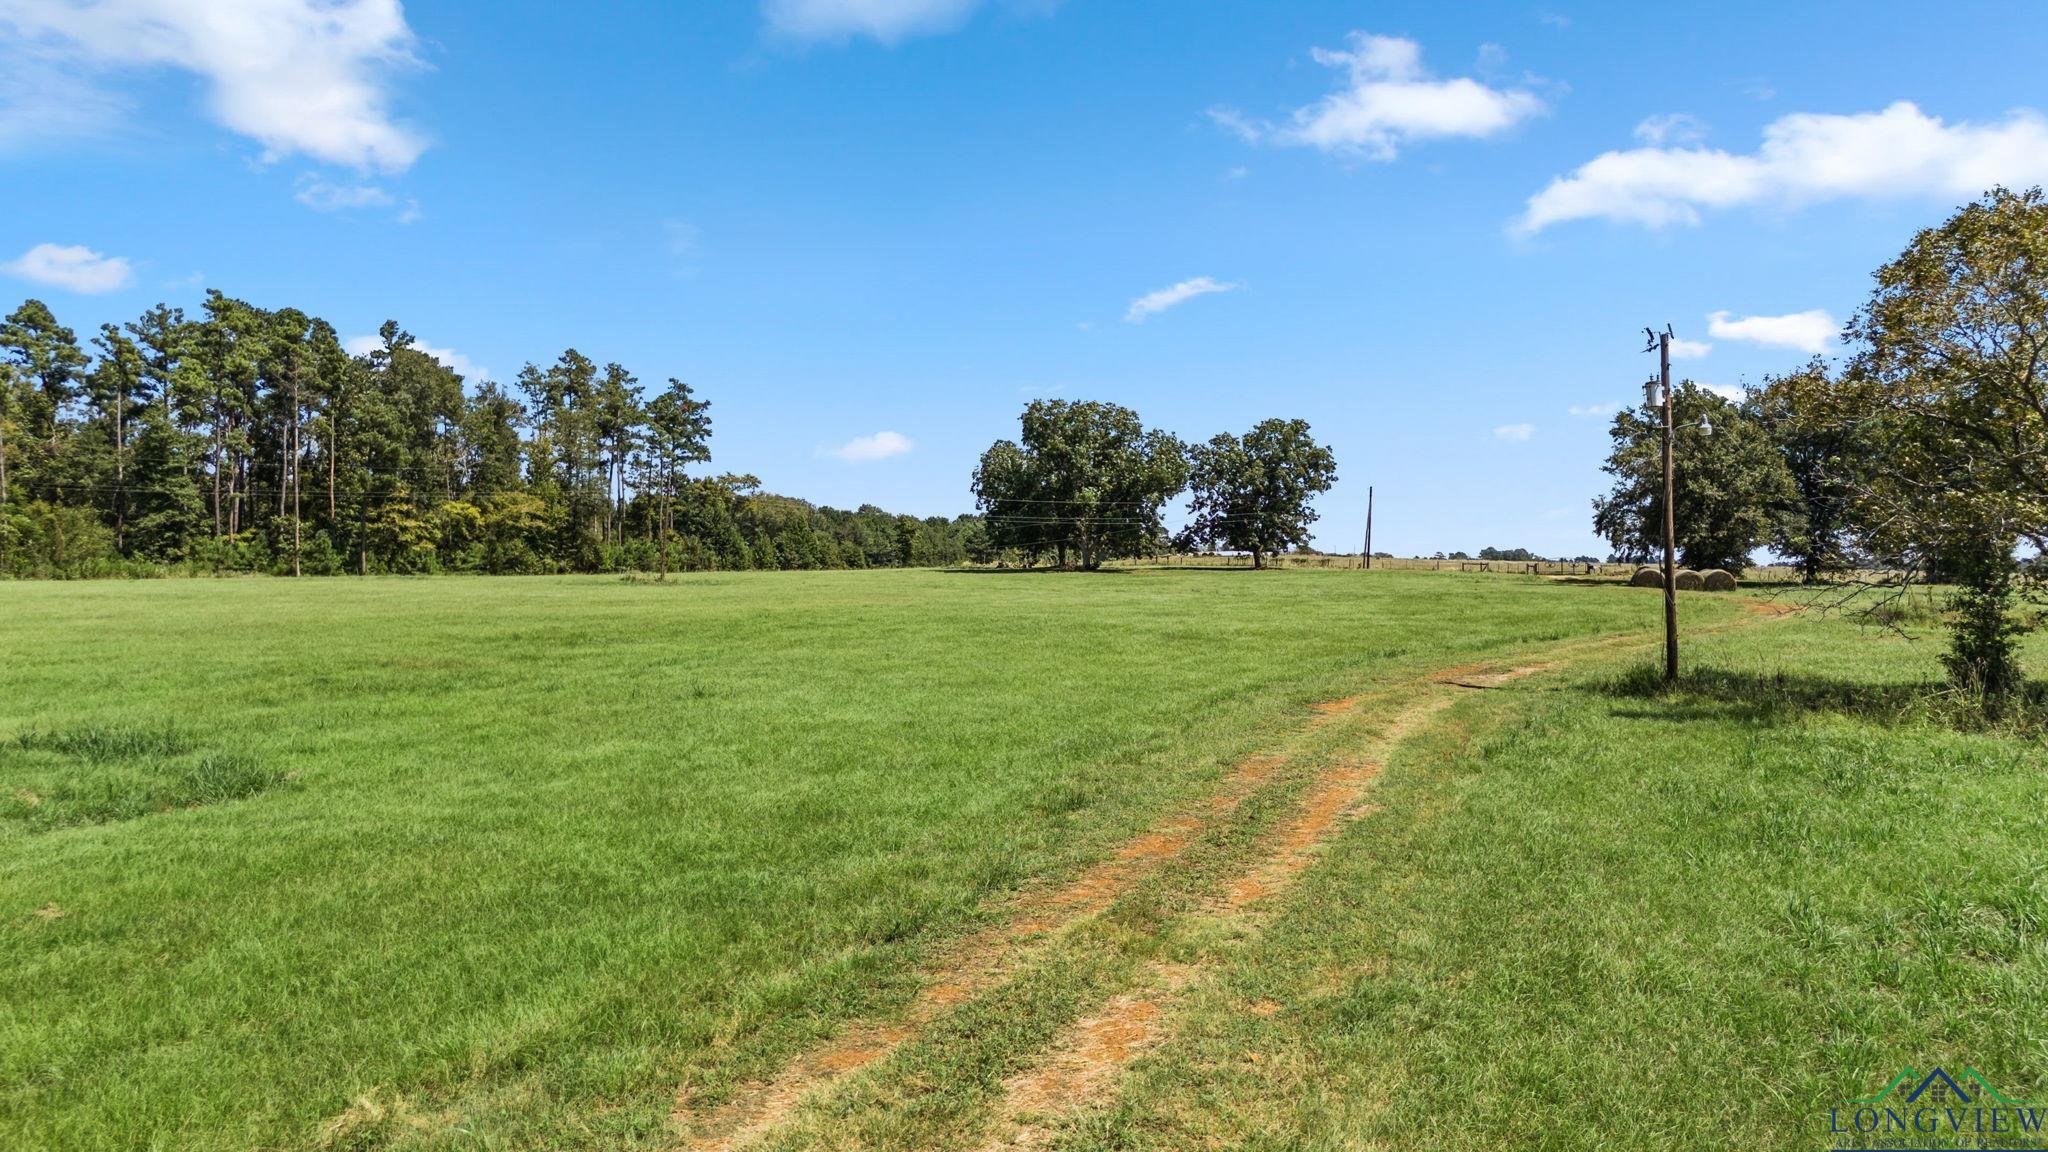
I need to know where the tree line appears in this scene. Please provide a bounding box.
[1592,187,2048,714]
[972,400,1339,570]
[0,291,986,577]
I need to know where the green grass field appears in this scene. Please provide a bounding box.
[3,570,2042,1150]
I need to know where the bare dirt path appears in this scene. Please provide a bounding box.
[672,613,1791,1151]
[964,661,1561,1151]
[672,744,1299,1151]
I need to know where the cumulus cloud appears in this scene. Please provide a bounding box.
[1706,309,1839,355]
[1697,382,1746,402]
[0,0,427,172]
[829,430,914,462]
[1518,101,2048,233]
[1124,276,1238,323]
[1493,423,1535,442]
[3,242,131,293]
[1213,32,1543,160]
[1568,402,1620,419]
[344,333,488,381]
[763,0,979,43]
[1668,336,1711,360]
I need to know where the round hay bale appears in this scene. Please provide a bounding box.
[1674,569,1705,591]
[1629,565,1663,588]
[1700,568,1738,592]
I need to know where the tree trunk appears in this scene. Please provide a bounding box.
[658,489,671,580]
[228,445,243,536]
[210,405,223,537]
[292,377,302,577]
[1252,547,1264,569]
[328,418,337,523]
[114,373,126,554]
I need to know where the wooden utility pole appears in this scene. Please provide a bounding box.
[1363,485,1374,569]
[1646,326,1679,682]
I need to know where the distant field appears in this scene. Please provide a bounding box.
[1131,553,1815,581]
[1,569,1705,1150]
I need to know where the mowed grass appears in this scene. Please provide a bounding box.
[1076,606,2048,1150]
[0,568,1705,1150]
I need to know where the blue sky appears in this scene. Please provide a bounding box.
[5,0,2048,557]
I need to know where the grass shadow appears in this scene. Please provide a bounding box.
[942,566,1137,575]
[1602,664,2047,733]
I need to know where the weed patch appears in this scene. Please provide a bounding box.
[2,724,287,832]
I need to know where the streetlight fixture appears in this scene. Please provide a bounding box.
[1643,326,1679,682]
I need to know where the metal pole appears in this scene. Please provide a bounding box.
[1660,331,1678,682]
[1364,485,1373,569]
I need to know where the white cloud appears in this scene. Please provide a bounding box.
[1124,276,1238,323]
[3,242,131,293]
[0,0,427,172]
[1706,309,1839,355]
[1518,101,2048,233]
[1633,113,1705,147]
[1213,32,1543,160]
[763,0,979,43]
[1568,402,1620,419]
[344,333,488,381]
[829,430,914,462]
[1736,78,1776,102]
[1493,422,1535,442]
[1668,336,1711,360]
[294,175,392,211]
[1697,382,1746,402]
[0,52,128,147]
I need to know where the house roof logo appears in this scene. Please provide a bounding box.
[1831,1066,2045,1150]
[1850,1066,2032,1108]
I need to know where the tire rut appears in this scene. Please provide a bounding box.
[671,630,1684,1151]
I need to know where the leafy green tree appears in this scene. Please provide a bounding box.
[1752,359,1869,582]
[0,361,18,507]
[462,381,528,501]
[0,290,977,578]
[85,324,150,550]
[1181,418,1337,569]
[1,299,89,503]
[641,378,712,577]
[974,399,1188,570]
[1591,382,1795,573]
[1790,187,2048,710]
[591,362,643,546]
